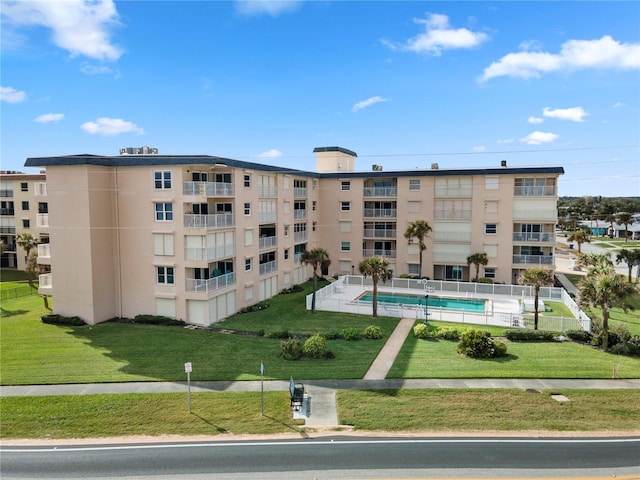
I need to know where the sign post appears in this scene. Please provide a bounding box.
[184,362,193,413]
[260,361,265,416]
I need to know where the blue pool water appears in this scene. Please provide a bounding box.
[358,292,486,313]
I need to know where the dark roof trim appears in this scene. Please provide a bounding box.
[312,146,358,157]
[317,166,565,178]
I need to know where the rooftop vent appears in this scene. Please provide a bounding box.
[501,160,507,167]
[372,164,383,171]
[431,163,439,170]
[119,146,159,155]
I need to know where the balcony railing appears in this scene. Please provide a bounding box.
[513,210,557,221]
[362,249,397,258]
[294,231,307,243]
[186,272,235,293]
[434,209,472,220]
[512,254,554,265]
[37,243,51,258]
[0,208,15,215]
[259,235,277,249]
[185,244,235,262]
[512,232,554,242]
[294,252,303,264]
[363,228,397,238]
[259,212,277,224]
[184,213,235,229]
[0,190,13,198]
[435,187,472,197]
[258,186,277,197]
[293,209,307,219]
[0,226,16,234]
[259,260,278,275]
[433,231,472,242]
[294,187,307,198]
[514,185,556,196]
[363,208,397,218]
[36,214,49,228]
[39,273,52,289]
[363,187,397,197]
[183,182,234,197]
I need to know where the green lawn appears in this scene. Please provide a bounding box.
[0,269,30,282]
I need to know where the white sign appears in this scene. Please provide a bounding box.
[184,362,192,373]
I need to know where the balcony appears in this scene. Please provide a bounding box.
[514,186,556,196]
[0,226,15,234]
[0,208,15,216]
[183,182,234,197]
[184,244,235,262]
[363,187,397,197]
[294,231,307,243]
[433,231,472,242]
[512,210,557,221]
[435,187,472,197]
[36,214,49,228]
[294,252,302,264]
[38,273,52,292]
[363,228,396,238]
[259,212,277,224]
[512,254,554,265]
[434,209,472,220]
[259,235,277,249]
[362,249,397,258]
[184,213,235,229]
[37,243,51,258]
[258,186,277,197]
[293,209,307,219]
[0,190,13,198]
[259,260,278,275]
[186,272,235,294]
[294,187,307,198]
[363,208,397,218]
[512,232,554,243]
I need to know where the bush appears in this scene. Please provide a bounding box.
[324,330,342,340]
[303,334,329,359]
[364,325,383,340]
[457,329,507,359]
[503,329,555,342]
[134,314,185,326]
[413,323,431,339]
[280,338,302,360]
[239,301,269,313]
[41,314,86,326]
[477,277,494,284]
[266,329,291,339]
[433,326,461,341]
[280,284,304,295]
[566,329,592,343]
[342,327,362,341]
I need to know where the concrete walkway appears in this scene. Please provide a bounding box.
[363,317,415,380]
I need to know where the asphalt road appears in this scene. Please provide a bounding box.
[2,436,639,479]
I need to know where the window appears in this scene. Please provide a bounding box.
[38,202,48,213]
[22,219,30,228]
[408,263,420,276]
[340,201,351,211]
[409,179,420,190]
[244,174,251,188]
[245,229,253,246]
[483,267,496,279]
[341,181,351,191]
[485,223,497,234]
[445,265,463,281]
[157,266,175,285]
[153,234,174,256]
[284,225,289,237]
[21,201,29,210]
[312,221,317,232]
[154,171,172,189]
[20,183,28,192]
[339,221,351,233]
[312,201,317,211]
[155,203,173,221]
[245,258,252,272]
[284,249,290,260]
[340,241,350,251]
[244,202,251,215]
[339,261,351,272]
[245,285,254,301]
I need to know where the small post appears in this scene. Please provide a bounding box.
[424,294,429,326]
[260,361,265,416]
[184,362,193,413]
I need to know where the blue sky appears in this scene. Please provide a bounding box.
[1,0,639,197]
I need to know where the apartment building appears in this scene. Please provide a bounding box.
[24,147,563,325]
[0,171,49,271]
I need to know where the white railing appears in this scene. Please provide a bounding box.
[259,186,277,197]
[37,243,51,258]
[183,182,234,197]
[513,232,555,242]
[259,260,278,275]
[184,213,235,229]
[294,209,307,219]
[294,187,307,198]
[363,228,397,238]
[36,214,49,228]
[39,273,52,289]
[363,208,397,218]
[259,212,277,223]
[362,249,396,258]
[294,231,307,242]
[363,187,397,197]
[259,236,277,249]
[185,244,234,262]
[186,272,235,293]
[435,187,472,197]
[433,231,472,242]
[513,254,554,265]
[294,253,302,264]
[514,186,556,196]
[0,189,13,198]
[434,209,472,220]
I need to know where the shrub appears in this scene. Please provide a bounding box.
[503,329,555,342]
[280,284,304,295]
[134,314,185,326]
[280,338,302,360]
[566,329,592,343]
[342,327,362,341]
[413,323,431,339]
[41,314,86,326]
[303,334,329,359]
[364,325,383,340]
[239,301,269,313]
[256,329,265,337]
[324,330,342,340]
[266,329,291,339]
[609,342,630,356]
[433,326,461,341]
[457,329,507,359]
[477,277,494,284]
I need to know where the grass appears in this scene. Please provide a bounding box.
[337,389,640,433]
[0,269,30,282]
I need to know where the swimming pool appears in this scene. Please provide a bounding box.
[357,292,486,313]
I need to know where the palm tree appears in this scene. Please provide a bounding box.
[25,251,40,289]
[403,220,432,277]
[16,233,38,264]
[579,271,636,351]
[466,252,488,282]
[567,229,590,254]
[615,212,633,242]
[518,267,554,330]
[578,252,614,271]
[615,249,638,283]
[301,248,330,314]
[359,256,393,317]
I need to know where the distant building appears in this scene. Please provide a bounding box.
[24,147,564,325]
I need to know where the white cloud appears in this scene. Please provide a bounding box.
[382,13,488,56]
[497,138,515,144]
[234,1,301,16]
[0,86,27,103]
[2,0,122,61]
[520,131,559,145]
[81,117,144,136]
[34,113,64,123]
[258,149,282,158]
[612,101,623,108]
[472,145,486,152]
[81,64,119,77]
[352,96,389,112]
[481,35,640,81]
[543,106,588,122]
[528,116,544,124]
